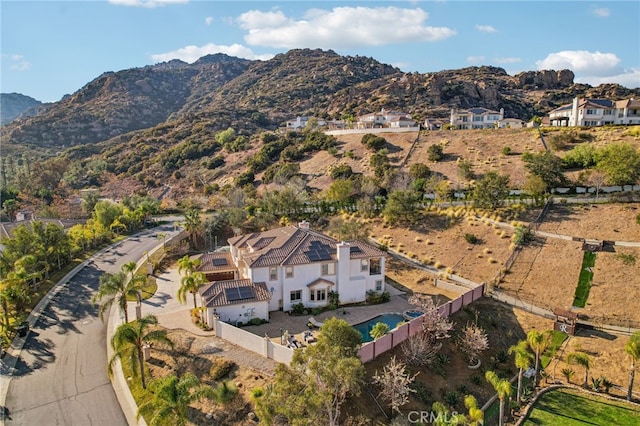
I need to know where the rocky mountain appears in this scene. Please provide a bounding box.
[2,48,639,201]
[0,93,43,125]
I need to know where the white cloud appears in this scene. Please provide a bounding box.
[495,57,522,64]
[537,50,639,88]
[151,43,274,63]
[475,24,497,33]
[577,68,640,89]
[237,6,456,49]
[6,54,30,71]
[205,16,214,26]
[592,7,610,17]
[466,56,485,64]
[536,50,620,76]
[108,0,187,8]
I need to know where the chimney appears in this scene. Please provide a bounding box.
[298,220,310,230]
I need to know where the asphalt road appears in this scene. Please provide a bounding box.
[3,223,180,425]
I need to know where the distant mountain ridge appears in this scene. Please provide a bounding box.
[2,48,639,155]
[0,93,43,125]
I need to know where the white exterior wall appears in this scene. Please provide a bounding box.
[282,262,337,311]
[205,300,269,327]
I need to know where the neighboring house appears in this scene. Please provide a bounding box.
[450,107,504,129]
[197,221,387,327]
[423,118,446,130]
[548,97,640,127]
[357,109,416,129]
[497,118,524,129]
[285,116,327,131]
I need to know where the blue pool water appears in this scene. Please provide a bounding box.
[354,313,405,343]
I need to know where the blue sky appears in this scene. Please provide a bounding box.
[2,1,639,103]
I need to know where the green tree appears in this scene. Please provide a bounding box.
[509,340,533,403]
[567,352,591,388]
[325,179,355,205]
[108,314,173,390]
[457,159,474,181]
[409,163,431,179]
[427,144,444,162]
[522,151,568,191]
[92,263,146,323]
[527,329,552,386]
[93,200,124,230]
[382,190,421,225]
[625,331,640,401]
[471,172,510,209]
[370,149,390,178]
[137,372,216,426]
[316,317,362,357]
[254,318,364,425]
[485,370,512,426]
[595,142,640,185]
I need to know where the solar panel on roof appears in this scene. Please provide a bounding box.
[350,246,362,253]
[238,286,254,299]
[213,258,228,266]
[225,286,255,302]
[225,287,241,301]
[306,252,321,261]
[317,250,332,261]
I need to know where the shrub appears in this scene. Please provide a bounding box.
[329,164,353,179]
[247,317,264,326]
[410,381,432,404]
[361,134,387,151]
[502,146,512,156]
[427,144,444,162]
[464,233,479,244]
[290,302,305,315]
[210,359,236,381]
[366,290,390,304]
[443,391,460,407]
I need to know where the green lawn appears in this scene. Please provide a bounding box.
[541,330,569,369]
[523,388,640,425]
[572,251,596,308]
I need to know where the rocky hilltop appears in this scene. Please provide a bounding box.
[3,48,639,155]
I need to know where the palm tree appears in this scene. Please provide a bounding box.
[137,372,216,425]
[567,352,591,388]
[527,329,552,385]
[182,208,202,249]
[509,340,533,403]
[108,314,173,390]
[178,272,206,310]
[177,255,201,277]
[485,370,512,426]
[625,331,640,401]
[92,263,147,323]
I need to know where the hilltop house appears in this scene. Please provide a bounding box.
[497,118,524,129]
[356,109,416,129]
[196,221,387,328]
[450,107,505,129]
[548,97,640,127]
[285,116,327,131]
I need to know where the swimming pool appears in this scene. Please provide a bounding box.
[353,313,405,343]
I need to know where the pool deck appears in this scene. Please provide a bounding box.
[242,284,414,342]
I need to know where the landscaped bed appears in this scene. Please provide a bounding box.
[522,387,640,425]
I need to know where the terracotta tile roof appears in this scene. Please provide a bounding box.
[199,279,271,308]
[229,225,386,268]
[196,252,234,272]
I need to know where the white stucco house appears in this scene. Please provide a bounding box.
[196,221,387,327]
[357,109,416,129]
[548,97,640,127]
[450,107,504,129]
